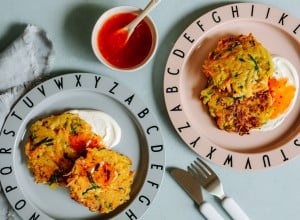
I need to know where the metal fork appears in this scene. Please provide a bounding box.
[188,158,250,220]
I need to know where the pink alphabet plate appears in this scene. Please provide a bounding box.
[164,3,300,170]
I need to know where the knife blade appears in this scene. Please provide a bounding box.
[170,168,224,220]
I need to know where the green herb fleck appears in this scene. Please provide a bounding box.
[107,203,113,210]
[34,137,54,147]
[248,54,259,71]
[49,173,60,185]
[82,184,100,195]
[82,171,100,195]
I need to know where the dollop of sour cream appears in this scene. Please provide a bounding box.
[68,110,121,148]
[260,56,299,131]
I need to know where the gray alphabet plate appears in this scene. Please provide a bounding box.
[0,72,165,220]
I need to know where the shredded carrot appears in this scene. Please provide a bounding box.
[268,77,296,119]
[92,162,116,186]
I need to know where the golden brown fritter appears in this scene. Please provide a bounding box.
[200,34,274,135]
[25,113,105,187]
[67,148,134,214]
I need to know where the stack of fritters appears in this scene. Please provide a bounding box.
[25,112,134,214]
[200,34,274,134]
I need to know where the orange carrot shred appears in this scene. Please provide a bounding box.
[268,77,296,119]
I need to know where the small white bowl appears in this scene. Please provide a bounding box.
[91,6,158,72]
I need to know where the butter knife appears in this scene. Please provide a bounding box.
[170,168,224,220]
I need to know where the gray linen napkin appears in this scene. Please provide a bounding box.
[0,24,54,220]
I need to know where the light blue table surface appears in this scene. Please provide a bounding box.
[0,0,299,219]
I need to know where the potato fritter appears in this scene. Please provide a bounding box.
[200,34,274,135]
[202,34,273,98]
[67,148,134,214]
[212,90,273,134]
[25,113,105,186]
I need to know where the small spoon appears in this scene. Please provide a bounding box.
[114,0,161,46]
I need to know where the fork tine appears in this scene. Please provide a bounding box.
[187,165,195,176]
[187,159,208,183]
[188,164,202,183]
[196,158,213,175]
[192,160,208,178]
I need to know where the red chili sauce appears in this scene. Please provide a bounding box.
[97,12,153,69]
[69,133,102,155]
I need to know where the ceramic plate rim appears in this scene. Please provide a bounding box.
[0,72,165,219]
[163,2,300,171]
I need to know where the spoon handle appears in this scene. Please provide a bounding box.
[127,0,161,35]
